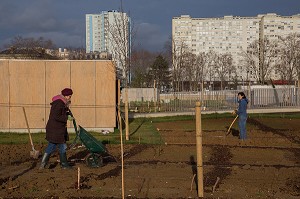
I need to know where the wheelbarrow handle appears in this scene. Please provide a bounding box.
[68,109,79,134]
[68,108,81,150]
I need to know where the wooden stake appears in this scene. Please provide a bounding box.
[138,178,145,193]
[154,80,157,112]
[77,167,80,190]
[117,79,125,199]
[139,131,141,144]
[201,81,204,103]
[120,125,125,199]
[195,102,204,197]
[125,89,129,141]
[117,80,121,130]
[212,177,220,193]
[190,173,196,191]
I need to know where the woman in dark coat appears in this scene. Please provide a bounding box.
[39,88,73,169]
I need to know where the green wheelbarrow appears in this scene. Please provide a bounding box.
[70,113,111,168]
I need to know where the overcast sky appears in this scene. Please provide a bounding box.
[1,0,300,52]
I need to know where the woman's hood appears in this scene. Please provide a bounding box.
[51,94,67,104]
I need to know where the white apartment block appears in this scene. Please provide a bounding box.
[86,10,131,77]
[172,13,300,81]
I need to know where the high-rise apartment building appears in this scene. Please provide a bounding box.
[86,10,131,77]
[172,13,300,81]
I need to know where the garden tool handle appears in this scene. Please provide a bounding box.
[22,107,35,150]
[226,115,239,136]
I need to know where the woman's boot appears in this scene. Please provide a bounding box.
[59,152,72,169]
[39,153,50,169]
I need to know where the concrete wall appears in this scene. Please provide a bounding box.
[0,60,116,132]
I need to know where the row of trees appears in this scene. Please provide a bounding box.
[130,47,236,92]
[119,33,300,92]
[130,50,170,90]
[1,36,59,59]
[3,33,300,92]
[241,33,300,84]
[5,36,55,50]
[164,33,300,91]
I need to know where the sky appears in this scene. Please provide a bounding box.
[1,0,300,52]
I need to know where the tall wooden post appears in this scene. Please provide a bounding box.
[117,80,122,130]
[201,80,204,103]
[117,80,125,199]
[297,77,300,106]
[195,101,204,197]
[154,80,157,112]
[248,80,251,107]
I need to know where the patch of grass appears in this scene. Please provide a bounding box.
[1,112,300,145]
[150,115,195,123]
[0,132,45,144]
[127,118,162,145]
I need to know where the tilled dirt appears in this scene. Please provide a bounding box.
[0,118,300,198]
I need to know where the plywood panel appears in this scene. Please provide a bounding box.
[70,61,96,127]
[9,60,46,128]
[0,60,9,128]
[45,61,71,102]
[96,61,116,127]
[45,61,71,127]
[0,60,116,131]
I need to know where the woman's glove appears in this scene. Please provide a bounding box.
[68,115,74,121]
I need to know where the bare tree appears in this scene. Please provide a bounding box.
[179,51,195,91]
[4,36,57,59]
[7,36,55,50]
[130,49,157,87]
[171,39,190,91]
[107,2,135,87]
[275,33,300,83]
[205,51,218,83]
[164,36,192,91]
[164,37,208,92]
[241,38,277,84]
[193,52,207,90]
[214,53,234,90]
[180,51,209,91]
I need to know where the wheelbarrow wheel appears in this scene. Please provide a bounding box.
[85,153,103,168]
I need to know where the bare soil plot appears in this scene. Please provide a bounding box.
[0,117,300,198]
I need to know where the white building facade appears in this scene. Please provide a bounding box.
[172,13,300,81]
